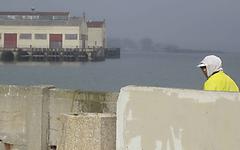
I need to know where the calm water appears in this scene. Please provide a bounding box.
[0,51,239,92]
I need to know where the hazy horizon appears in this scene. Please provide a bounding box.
[0,0,240,51]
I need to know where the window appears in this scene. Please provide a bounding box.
[65,34,78,40]
[22,16,31,20]
[53,16,68,20]
[7,15,16,20]
[22,15,37,20]
[80,34,88,40]
[39,15,52,20]
[20,33,32,39]
[35,34,47,40]
[32,16,39,20]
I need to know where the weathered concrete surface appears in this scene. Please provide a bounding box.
[0,84,118,149]
[117,86,240,150]
[0,85,54,150]
[57,113,116,150]
[48,89,118,146]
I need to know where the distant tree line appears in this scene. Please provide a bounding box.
[107,37,179,51]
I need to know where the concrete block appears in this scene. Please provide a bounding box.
[117,86,240,150]
[57,113,116,150]
[49,89,118,146]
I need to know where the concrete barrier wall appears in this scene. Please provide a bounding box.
[0,85,54,150]
[57,113,116,150]
[117,86,240,150]
[0,85,118,150]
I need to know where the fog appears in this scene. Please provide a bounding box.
[0,0,240,51]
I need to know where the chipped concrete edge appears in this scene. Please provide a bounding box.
[117,86,131,150]
[121,85,240,103]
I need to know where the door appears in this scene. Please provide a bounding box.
[49,34,62,48]
[4,33,17,48]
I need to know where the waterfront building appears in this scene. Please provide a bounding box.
[0,11,106,49]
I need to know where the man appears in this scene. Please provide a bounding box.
[197,55,239,92]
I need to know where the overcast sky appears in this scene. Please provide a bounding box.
[0,0,240,51]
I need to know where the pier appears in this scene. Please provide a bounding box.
[0,47,120,62]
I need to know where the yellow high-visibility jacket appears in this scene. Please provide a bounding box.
[204,71,239,92]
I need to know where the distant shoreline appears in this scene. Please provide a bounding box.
[163,48,225,54]
[121,48,228,54]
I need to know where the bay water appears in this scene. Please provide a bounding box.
[0,51,239,92]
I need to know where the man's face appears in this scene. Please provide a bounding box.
[200,66,208,78]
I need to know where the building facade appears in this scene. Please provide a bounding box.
[0,12,105,49]
[87,21,106,48]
